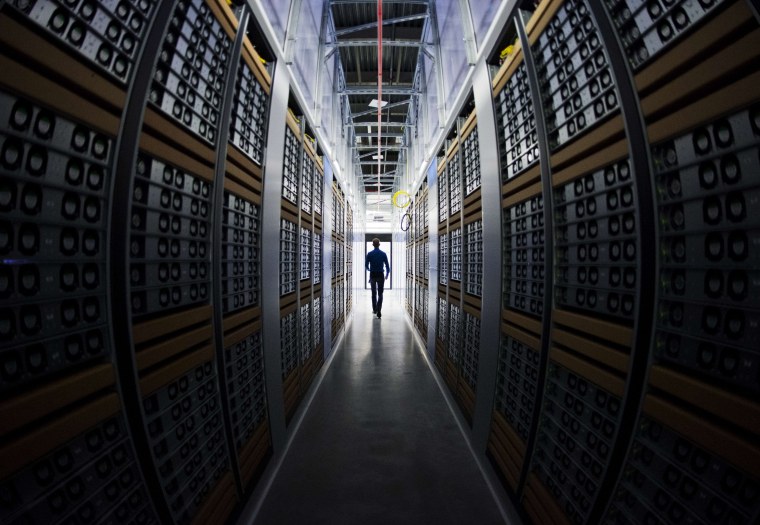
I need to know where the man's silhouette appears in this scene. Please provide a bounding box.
[365,238,390,318]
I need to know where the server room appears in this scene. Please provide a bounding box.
[0,0,758,524]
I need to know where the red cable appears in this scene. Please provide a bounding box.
[377,0,382,203]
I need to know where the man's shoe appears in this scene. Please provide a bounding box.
[377,311,381,318]
[373,309,377,314]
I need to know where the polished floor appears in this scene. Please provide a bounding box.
[250,289,507,525]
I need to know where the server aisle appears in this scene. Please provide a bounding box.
[404,1,760,525]
[249,289,506,525]
[0,2,357,524]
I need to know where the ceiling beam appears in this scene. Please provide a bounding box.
[330,0,428,4]
[347,121,411,127]
[357,149,401,159]
[354,132,404,138]
[343,86,418,95]
[361,172,399,178]
[333,13,429,37]
[352,145,405,150]
[350,98,411,118]
[332,39,425,48]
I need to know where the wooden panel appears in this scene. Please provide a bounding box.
[190,471,236,525]
[139,345,215,395]
[551,309,632,348]
[504,180,543,208]
[526,0,564,44]
[503,164,542,199]
[286,110,301,136]
[0,394,120,479]
[226,144,264,192]
[136,324,214,371]
[463,208,482,226]
[240,424,272,486]
[488,437,520,490]
[463,295,482,312]
[640,30,760,120]
[647,71,760,144]
[462,301,481,318]
[0,364,115,435]
[281,199,299,219]
[649,366,760,436]
[504,310,542,337]
[142,108,215,163]
[526,472,571,525]
[241,40,272,94]
[281,206,299,224]
[644,395,760,475]
[0,54,120,136]
[523,493,554,525]
[283,375,300,417]
[492,410,527,457]
[223,306,261,334]
[133,305,213,344]
[0,13,124,109]
[304,137,318,160]
[551,328,629,374]
[140,131,215,181]
[459,381,476,406]
[460,110,477,138]
[222,317,263,348]
[550,347,626,398]
[280,293,297,312]
[463,200,482,223]
[504,323,541,350]
[635,1,753,93]
[446,138,460,159]
[551,139,629,188]
[205,0,237,38]
[551,114,625,171]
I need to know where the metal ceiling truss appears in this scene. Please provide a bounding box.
[330,0,428,4]
[350,98,411,117]
[327,0,432,200]
[341,86,419,95]
[333,13,429,37]
[331,39,426,48]
[347,122,412,128]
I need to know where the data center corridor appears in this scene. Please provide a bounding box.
[249,289,505,525]
[2,1,760,525]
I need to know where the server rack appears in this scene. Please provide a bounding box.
[408,180,429,338]
[476,1,760,524]
[430,110,483,425]
[330,179,350,342]
[0,1,350,523]
[405,0,760,523]
[278,110,325,425]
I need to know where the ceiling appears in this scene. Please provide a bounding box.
[328,0,429,196]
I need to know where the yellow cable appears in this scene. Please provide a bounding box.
[392,190,411,208]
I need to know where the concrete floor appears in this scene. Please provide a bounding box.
[251,289,507,525]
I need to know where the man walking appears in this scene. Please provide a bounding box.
[365,238,390,318]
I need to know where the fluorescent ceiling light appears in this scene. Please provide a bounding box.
[372,154,383,160]
[367,126,372,134]
[368,99,388,108]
